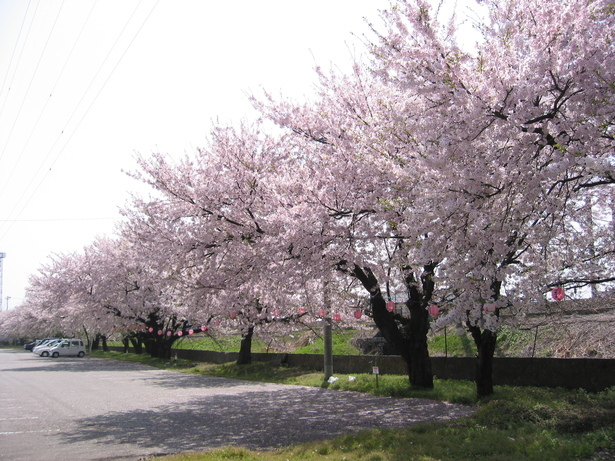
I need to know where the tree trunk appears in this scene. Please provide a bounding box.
[122,337,130,353]
[469,325,497,397]
[404,264,435,389]
[237,326,254,365]
[91,335,100,350]
[406,299,433,388]
[350,265,420,386]
[144,334,174,359]
[144,336,155,356]
[130,336,143,354]
[156,338,174,360]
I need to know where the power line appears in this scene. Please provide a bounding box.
[0,0,160,243]
[0,0,40,158]
[0,0,66,199]
[0,0,33,108]
[0,217,118,223]
[0,0,97,205]
[47,0,160,173]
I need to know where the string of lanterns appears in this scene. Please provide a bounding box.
[138,301,436,335]
[112,283,568,339]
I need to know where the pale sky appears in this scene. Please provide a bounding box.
[0,0,480,310]
[0,0,398,309]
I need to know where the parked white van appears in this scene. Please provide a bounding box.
[39,339,86,358]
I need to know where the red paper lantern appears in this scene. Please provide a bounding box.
[201,325,207,332]
[157,330,162,335]
[188,329,194,335]
[166,331,172,337]
[299,306,306,314]
[178,331,183,337]
[386,300,395,312]
[354,309,362,319]
[230,312,237,319]
[552,286,565,301]
[333,312,341,321]
[428,304,439,317]
[148,327,154,333]
[319,309,326,317]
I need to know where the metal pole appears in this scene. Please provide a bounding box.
[323,317,333,380]
[322,280,333,380]
[0,253,5,312]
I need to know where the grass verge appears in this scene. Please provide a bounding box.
[89,350,614,460]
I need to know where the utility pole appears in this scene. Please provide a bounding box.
[0,252,5,312]
[323,281,333,380]
[323,317,333,380]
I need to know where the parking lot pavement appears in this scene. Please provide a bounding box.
[0,349,474,460]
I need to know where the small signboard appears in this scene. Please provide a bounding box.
[372,366,380,375]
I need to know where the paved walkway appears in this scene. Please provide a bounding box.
[0,349,474,460]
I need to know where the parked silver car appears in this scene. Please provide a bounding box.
[32,339,61,355]
[38,339,86,358]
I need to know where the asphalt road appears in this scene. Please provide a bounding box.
[0,349,474,460]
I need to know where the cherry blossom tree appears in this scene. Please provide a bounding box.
[19,236,198,359]
[253,65,444,388]
[0,304,51,343]
[21,251,108,342]
[255,0,615,395]
[125,121,352,364]
[391,0,615,395]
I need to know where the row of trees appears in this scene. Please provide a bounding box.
[2,0,614,397]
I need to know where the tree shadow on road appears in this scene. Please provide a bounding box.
[144,371,261,390]
[55,386,474,453]
[2,354,157,373]
[4,353,271,390]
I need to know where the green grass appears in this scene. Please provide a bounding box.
[103,324,558,359]
[90,350,614,460]
[427,326,560,358]
[293,328,361,355]
[427,327,476,357]
[170,328,362,355]
[172,335,271,353]
[107,328,361,355]
[106,336,271,353]
[495,327,537,357]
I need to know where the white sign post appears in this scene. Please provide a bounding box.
[372,366,380,388]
